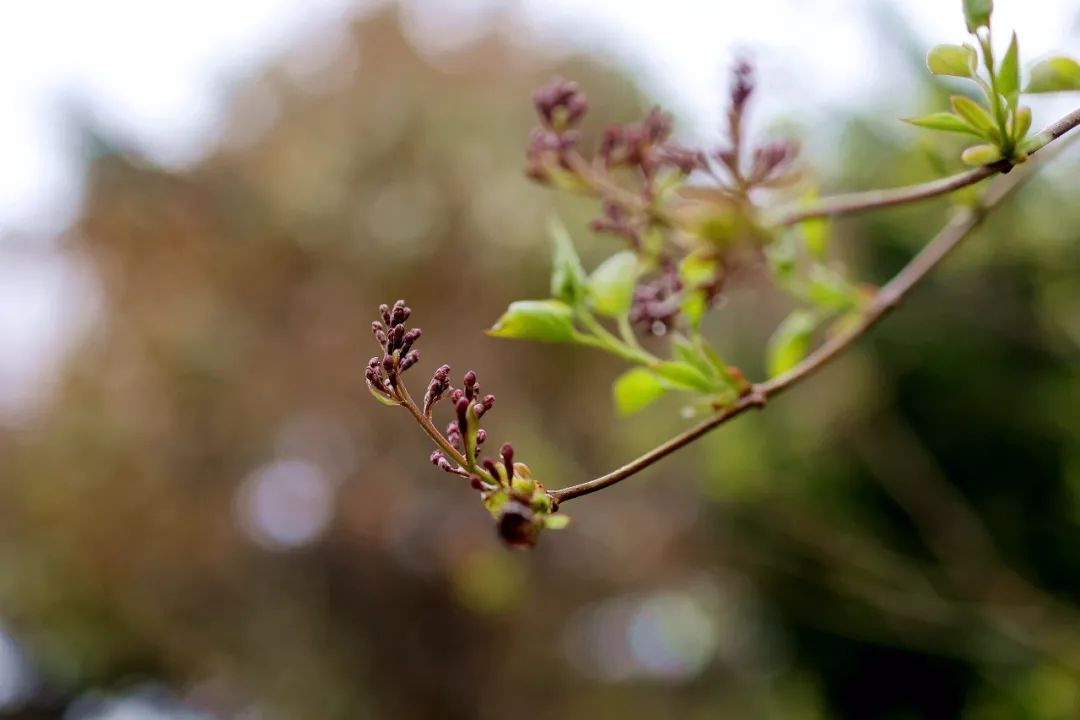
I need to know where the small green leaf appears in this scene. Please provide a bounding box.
[902,113,981,137]
[487,300,577,343]
[367,384,400,406]
[543,514,571,530]
[927,44,977,78]
[800,218,829,260]
[672,335,717,380]
[652,361,716,392]
[548,217,587,306]
[1025,56,1080,93]
[1011,105,1032,143]
[613,367,668,415]
[807,265,859,312]
[588,251,637,318]
[950,96,999,140]
[998,32,1020,108]
[678,250,719,287]
[1019,132,1050,155]
[960,143,1004,166]
[766,230,798,282]
[766,310,819,378]
[680,291,708,331]
[963,0,993,33]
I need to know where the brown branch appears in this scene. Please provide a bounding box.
[549,125,1076,504]
[766,106,1080,227]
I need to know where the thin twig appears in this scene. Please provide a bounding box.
[766,107,1080,227]
[549,124,1076,504]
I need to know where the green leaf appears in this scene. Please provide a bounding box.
[680,291,708,331]
[367,384,400,406]
[800,217,829,260]
[1019,132,1050,155]
[678,250,719,287]
[950,96,999,141]
[927,44,977,78]
[766,310,819,378]
[677,251,720,330]
[588,251,637,317]
[766,230,798,282]
[807,265,859,312]
[1025,56,1080,93]
[1011,105,1032,143]
[998,32,1020,108]
[672,335,718,380]
[963,0,993,33]
[613,367,668,415]
[960,143,1004,166]
[652,361,716,392]
[548,218,587,306]
[902,113,981,137]
[487,300,577,343]
[543,514,571,530]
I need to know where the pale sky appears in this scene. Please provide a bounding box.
[0,0,1076,414]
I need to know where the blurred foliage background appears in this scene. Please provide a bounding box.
[2,4,1080,719]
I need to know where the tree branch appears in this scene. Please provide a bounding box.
[767,107,1080,227]
[549,124,1076,504]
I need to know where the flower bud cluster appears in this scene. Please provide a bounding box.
[366,299,420,401]
[711,59,800,190]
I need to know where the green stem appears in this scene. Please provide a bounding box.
[978,28,1012,153]
[575,311,659,366]
[617,314,647,353]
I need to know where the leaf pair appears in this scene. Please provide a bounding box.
[612,336,737,415]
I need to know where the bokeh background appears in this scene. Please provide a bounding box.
[2,1,1080,718]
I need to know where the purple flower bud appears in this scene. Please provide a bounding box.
[455,397,470,431]
[501,443,514,482]
[450,388,464,404]
[430,450,459,475]
[390,299,408,327]
[382,355,395,373]
[389,324,405,350]
[641,107,673,144]
[475,429,487,446]
[470,475,486,491]
[399,350,420,373]
[402,327,422,347]
[533,78,588,130]
[482,458,501,483]
[446,421,462,451]
[730,58,755,112]
[379,304,391,326]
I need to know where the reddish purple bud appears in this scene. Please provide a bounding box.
[389,324,405,350]
[501,443,514,482]
[533,78,588,129]
[446,421,462,451]
[399,350,420,373]
[475,429,487,446]
[470,475,485,491]
[379,304,391,325]
[456,397,470,430]
[730,58,755,111]
[482,458,501,482]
